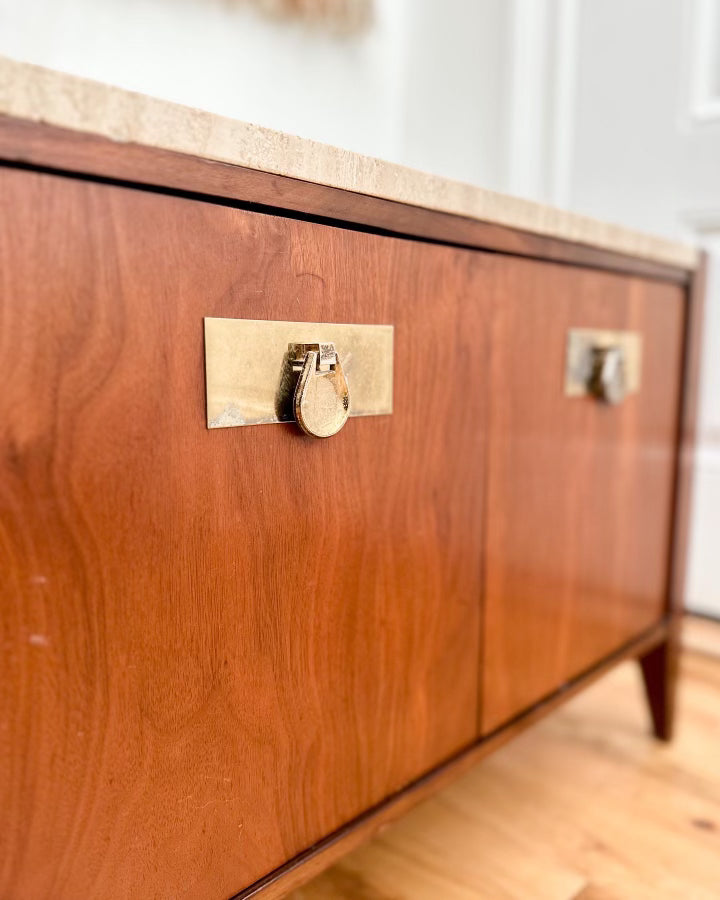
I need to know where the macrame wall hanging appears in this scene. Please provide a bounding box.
[246,0,373,33]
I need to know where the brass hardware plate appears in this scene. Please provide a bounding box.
[565,328,643,399]
[204,318,393,429]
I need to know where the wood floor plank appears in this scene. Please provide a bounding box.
[682,616,720,659]
[294,617,720,899]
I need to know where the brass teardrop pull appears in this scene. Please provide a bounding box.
[290,342,350,438]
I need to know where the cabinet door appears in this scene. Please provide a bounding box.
[480,256,685,733]
[0,168,487,898]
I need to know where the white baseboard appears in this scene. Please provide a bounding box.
[686,444,720,616]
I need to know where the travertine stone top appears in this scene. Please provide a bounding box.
[0,56,699,270]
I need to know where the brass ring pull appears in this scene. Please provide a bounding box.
[290,342,350,437]
[588,345,626,405]
[564,329,641,404]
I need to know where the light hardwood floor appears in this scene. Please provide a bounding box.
[293,617,720,899]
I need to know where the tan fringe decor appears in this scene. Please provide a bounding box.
[247,0,373,33]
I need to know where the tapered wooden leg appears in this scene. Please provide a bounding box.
[639,633,679,741]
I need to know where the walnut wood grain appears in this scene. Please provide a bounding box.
[0,167,487,899]
[234,622,670,900]
[480,260,685,733]
[0,116,693,285]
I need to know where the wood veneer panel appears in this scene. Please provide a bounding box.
[481,259,685,733]
[0,167,486,898]
[233,622,669,899]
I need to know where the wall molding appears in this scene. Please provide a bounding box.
[688,0,720,123]
[506,0,551,200]
[547,0,579,209]
[505,0,579,208]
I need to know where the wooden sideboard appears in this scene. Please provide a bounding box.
[0,60,704,900]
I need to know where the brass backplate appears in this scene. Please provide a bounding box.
[204,318,393,428]
[565,328,643,397]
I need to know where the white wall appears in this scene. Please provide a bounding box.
[569,0,687,238]
[0,0,409,164]
[0,0,513,188]
[1,0,718,613]
[392,0,512,190]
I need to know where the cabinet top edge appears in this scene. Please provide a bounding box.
[0,55,700,273]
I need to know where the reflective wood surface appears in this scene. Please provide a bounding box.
[481,259,685,732]
[0,166,487,899]
[0,157,693,900]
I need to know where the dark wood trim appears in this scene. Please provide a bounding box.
[640,254,708,742]
[233,621,669,900]
[639,640,677,741]
[0,115,692,285]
